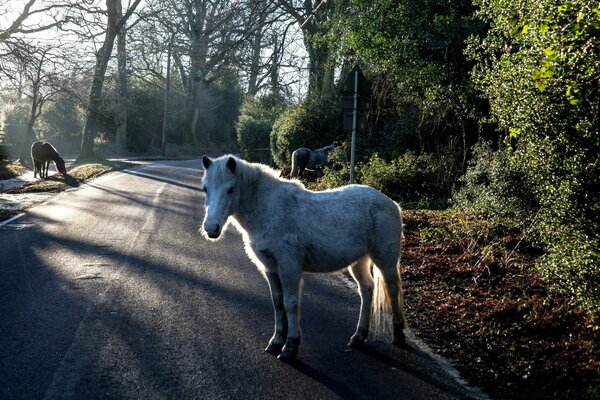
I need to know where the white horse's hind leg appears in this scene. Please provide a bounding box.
[375,257,407,346]
[348,256,374,347]
[264,272,287,355]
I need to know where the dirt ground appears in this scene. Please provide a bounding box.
[402,210,599,400]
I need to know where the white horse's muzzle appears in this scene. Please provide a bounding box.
[203,222,222,239]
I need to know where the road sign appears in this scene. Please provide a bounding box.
[343,112,368,131]
[342,65,372,97]
[341,96,370,112]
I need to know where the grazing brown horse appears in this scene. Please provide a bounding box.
[31,141,67,179]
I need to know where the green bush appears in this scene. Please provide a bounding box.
[270,96,341,172]
[236,94,284,164]
[360,152,439,202]
[319,147,453,206]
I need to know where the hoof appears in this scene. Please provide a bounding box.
[277,337,300,361]
[393,327,407,347]
[265,342,284,356]
[277,349,297,362]
[347,335,367,349]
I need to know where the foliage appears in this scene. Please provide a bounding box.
[2,100,30,143]
[270,96,342,171]
[319,145,455,206]
[453,141,537,219]
[469,0,600,314]
[42,96,84,139]
[236,93,285,164]
[341,0,490,158]
[127,78,164,152]
[203,70,244,148]
[359,152,443,202]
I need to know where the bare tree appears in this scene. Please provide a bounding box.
[2,43,68,164]
[78,0,142,161]
[0,0,75,80]
[140,0,268,147]
[0,0,69,42]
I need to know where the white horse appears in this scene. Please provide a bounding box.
[290,144,335,179]
[200,154,407,361]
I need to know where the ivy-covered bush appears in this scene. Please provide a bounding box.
[469,0,600,315]
[360,152,440,202]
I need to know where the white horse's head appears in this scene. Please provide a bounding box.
[201,155,241,240]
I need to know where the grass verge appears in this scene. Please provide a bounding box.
[5,160,134,194]
[0,160,28,180]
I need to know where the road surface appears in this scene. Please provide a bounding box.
[0,160,485,399]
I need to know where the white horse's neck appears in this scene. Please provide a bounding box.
[233,169,274,232]
[233,167,298,236]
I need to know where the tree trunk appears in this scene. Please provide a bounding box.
[187,1,209,147]
[247,4,266,96]
[247,25,262,95]
[18,94,39,166]
[269,32,281,96]
[115,0,128,151]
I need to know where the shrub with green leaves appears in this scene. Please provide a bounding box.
[360,152,441,202]
[453,141,537,219]
[469,0,600,315]
[320,148,453,205]
[236,94,284,164]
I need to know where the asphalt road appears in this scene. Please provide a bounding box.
[0,160,484,400]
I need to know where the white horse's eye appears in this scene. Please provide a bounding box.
[227,187,234,194]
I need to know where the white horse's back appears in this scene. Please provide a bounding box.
[277,185,401,273]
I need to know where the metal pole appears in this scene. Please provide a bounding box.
[350,69,358,184]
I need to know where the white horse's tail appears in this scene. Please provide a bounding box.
[369,266,394,341]
[290,151,299,178]
[369,202,406,341]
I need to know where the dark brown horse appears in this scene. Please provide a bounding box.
[31,141,67,179]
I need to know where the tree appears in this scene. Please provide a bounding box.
[78,0,142,161]
[115,0,128,149]
[275,0,348,99]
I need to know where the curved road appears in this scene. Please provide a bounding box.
[0,160,483,399]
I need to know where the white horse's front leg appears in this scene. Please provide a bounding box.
[264,271,287,355]
[278,264,303,361]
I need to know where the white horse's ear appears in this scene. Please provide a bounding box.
[226,156,237,173]
[202,155,212,169]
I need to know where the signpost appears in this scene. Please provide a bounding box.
[341,65,371,183]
